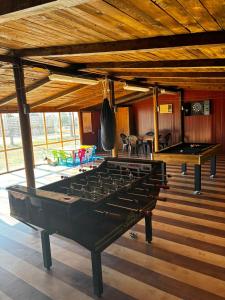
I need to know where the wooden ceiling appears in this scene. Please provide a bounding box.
[0,0,225,112]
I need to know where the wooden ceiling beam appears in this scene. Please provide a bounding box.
[0,77,49,107]
[0,0,91,24]
[30,84,84,108]
[14,31,225,58]
[86,59,225,70]
[116,72,225,78]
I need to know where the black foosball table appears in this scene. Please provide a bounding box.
[7,157,167,297]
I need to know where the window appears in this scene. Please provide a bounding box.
[30,113,46,145]
[0,112,80,174]
[73,112,80,139]
[33,146,47,165]
[2,113,22,149]
[45,113,61,143]
[61,112,75,141]
[0,152,7,173]
[0,116,4,150]
[7,149,24,171]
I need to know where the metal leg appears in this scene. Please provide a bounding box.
[210,156,216,178]
[145,213,152,243]
[41,230,52,270]
[181,163,187,175]
[91,251,103,297]
[194,164,201,195]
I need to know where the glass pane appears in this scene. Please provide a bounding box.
[73,112,80,139]
[75,140,81,147]
[33,146,47,165]
[7,149,24,171]
[0,116,4,150]
[63,141,77,149]
[0,152,7,173]
[45,113,61,143]
[60,112,75,141]
[30,113,46,145]
[2,113,22,149]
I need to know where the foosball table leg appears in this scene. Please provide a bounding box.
[91,251,103,297]
[41,230,52,270]
[145,213,152,243]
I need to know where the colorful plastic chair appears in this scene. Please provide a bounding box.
[78,148,86,165]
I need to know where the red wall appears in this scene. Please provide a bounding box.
[133,94,181,145]
[132,90,225,152]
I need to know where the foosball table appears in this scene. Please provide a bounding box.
[7,157,167,297]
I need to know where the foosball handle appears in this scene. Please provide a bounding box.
[167,174,172,178]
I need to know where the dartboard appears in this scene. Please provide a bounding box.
[191,102,203,115]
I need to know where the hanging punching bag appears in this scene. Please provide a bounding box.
[100,98,116,151]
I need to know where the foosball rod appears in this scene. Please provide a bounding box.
[106,202,152,215]
[94,209,123,220]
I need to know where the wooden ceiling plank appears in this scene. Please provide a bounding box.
[26,11,106,44]
[201,0,225,29]
[56,85,94,109]
[150,0,204,32]
[0,0,92,24]
[30,84,84,108]
[176,0,221,31]
[51,9,121,42]
[82,0,164,37]
[0,77,49,107]
[104,0,187,34]
[15,31,225,57]
[66,5,136,40]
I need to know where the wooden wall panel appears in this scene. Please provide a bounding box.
[132,94,181,145]
[116,107,132,149]
[133,90,225,152]
[183,90,225,151]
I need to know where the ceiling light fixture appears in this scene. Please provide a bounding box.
[49,73,99,85]
[123,83,150,92]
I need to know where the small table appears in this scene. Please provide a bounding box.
[140,135,154,156]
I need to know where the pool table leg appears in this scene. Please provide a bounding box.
[145,212,152,243]
[181,163,187,175]
[210,156,216,179]
[194,164,201,195]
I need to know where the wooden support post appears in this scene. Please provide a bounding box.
[78,110,84,145]
[153,86,159,152]
[179,89,185,142]
[13,58,35,188]
[109,79,118,157]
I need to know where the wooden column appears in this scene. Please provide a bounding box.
[78,110,84,145]
[108,79,118,157]
[179,89,185,142]
[13,58,35,188]
[153,86,159,152]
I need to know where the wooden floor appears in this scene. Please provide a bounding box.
[0,156,225,300]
